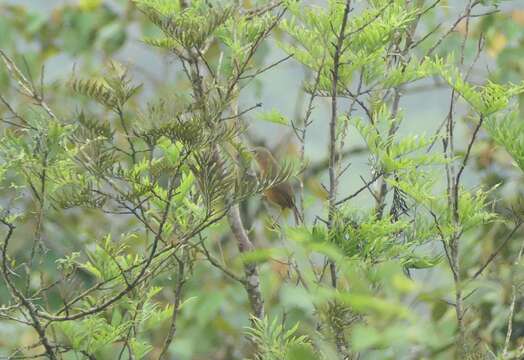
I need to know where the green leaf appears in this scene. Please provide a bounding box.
[257,109,289,126]
[130,339,153,359]
[351,325,382,351]
[431,301,449,322]
[173,172,194,203]
[286,344,318,360]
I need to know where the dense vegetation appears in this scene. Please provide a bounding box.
[1,0,524,359]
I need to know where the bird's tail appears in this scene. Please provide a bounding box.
[292,204,303,225]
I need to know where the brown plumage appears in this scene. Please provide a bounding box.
[252,147,302,224]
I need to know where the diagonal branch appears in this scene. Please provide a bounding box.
[0,220,57,360]
[471,222,522,281]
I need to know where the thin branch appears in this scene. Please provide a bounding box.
[425,0,481,58]
[158,255,186,360]
[443,2,477,355]
[296,54,326,219]
[344,1,393,38]
[37,181,179,322]
[200,242,246,284]
[0,220,57,359]
[239,54,294,80]
[221,102,262,121]
[335,171,383,206]
[327,2,353,359]
[471,222,522,281]
[327,0,352,289]
[502,286,516,358]
[503,235,524,358]
[454,115,484,193]
[0,93,36,130]
[0,49,57,121]
[116,107,137,164]
[243,0,283,20]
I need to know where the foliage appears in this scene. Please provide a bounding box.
[1,0,524,360]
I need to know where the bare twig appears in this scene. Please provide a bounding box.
[454,115,484,194]
[327,0,352,289]
[0,220,56,359]
[294,55,326,219]
[336,171,383,206]
[327,2,353,358]
[471,222,522,281]
[200,242,246,284]
[503,236,524,358]
[442,2,478,356]
[239,54,294,80]
[159,254,186,360]
[502,286,516,358]
[221,102,262,121]
[243,0,283,20]
[344,1,393,38]
[0,50,57,121]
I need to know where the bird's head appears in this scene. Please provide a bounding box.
[251,146,278,174]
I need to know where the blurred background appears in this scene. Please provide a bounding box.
[1,0,524,358]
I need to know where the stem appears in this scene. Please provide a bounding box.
[327,0,351,290]
[26,149,48,294]
[159,256,186,359]
[374,0,422,218]
[503,237,524,357]
[446,2,475,356]
[1,221,57,359]
[327,2,352,359]
[450,239,465,358]
[117,108,137,164]
[502,285,516,358]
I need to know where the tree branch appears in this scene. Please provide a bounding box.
[227,204,265,319]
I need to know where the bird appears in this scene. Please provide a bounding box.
[251,146,302,224]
